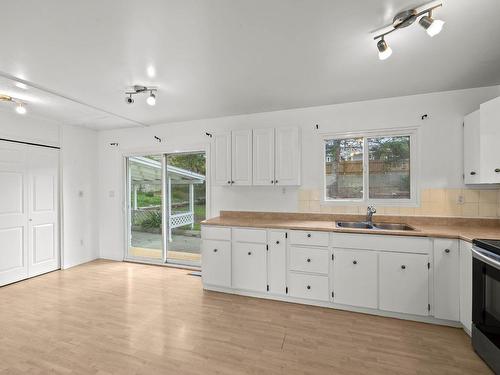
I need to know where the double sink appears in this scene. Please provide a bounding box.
[335,221,415,231]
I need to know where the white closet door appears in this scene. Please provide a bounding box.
[28,148,60,277]
[0,143,29,286]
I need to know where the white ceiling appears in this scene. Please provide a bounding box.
[1,0,499,129]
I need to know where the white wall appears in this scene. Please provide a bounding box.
[98,85,500,260]
[0,109,99,269]
[61,125,100,268]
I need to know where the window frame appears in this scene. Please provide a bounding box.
[321,127,419,207]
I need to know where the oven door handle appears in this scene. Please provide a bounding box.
[472,247,500,271]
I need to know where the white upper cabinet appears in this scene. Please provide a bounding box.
[231,129,253,185]
[253,128,275,186]
[463,96,500,184]
[214,127,301,187]
[463,110,480,184]
[275,127,300,186]
[479,96,500,183]
[213,132,232,186]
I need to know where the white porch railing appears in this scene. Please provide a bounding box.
[169,212,194,241]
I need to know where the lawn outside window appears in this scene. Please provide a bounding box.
[322,128,418,207]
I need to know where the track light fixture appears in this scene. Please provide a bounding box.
[373,1,445,60]
[0,94,27,115]
[125,85,158,106]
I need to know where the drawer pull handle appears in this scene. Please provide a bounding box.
[248,251,252,256]
[401,265,406,270]
[445,249,450,254]
[306,258,311,263]
[213,249,218,253]
[306,285,311,290]
[307,234,311,238]
[495,168,500,173]
[470,171,476,175]
[353,260,357,265]
[276,241,280,245]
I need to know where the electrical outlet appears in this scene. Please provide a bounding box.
[78,190,84,198]
[109,190,115,198]
[80,239,84,246]
[457,195,465,205]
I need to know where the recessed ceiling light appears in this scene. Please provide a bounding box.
[146,91,156,106]
[15,103,27,115]
[147,66,156,78]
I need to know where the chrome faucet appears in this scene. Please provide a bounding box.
[366,206,377,225]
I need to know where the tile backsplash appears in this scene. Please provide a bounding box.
[298,188,500,218]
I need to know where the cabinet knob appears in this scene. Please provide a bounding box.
[275,180,278,184]
[470,171,476,175]
[276,241,280,244]
[231,180,235,184]
[307,233,311,238]
[353,260,357,265]
[495,168,500,173]
[248,251,252,256]
[213,249,218,253]
[271,180,274,184]
[306,258,311,263]
[306,285,311,290]
[401,265,406,270]
[227,181,231,184]
[445,248,450,254]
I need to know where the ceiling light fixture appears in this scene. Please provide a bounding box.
[419,10,445,37]
[377,37,393,60]
[125,85,158,106]
[0,94,27,115]
[372,1,445,60]
[146,91,156,106]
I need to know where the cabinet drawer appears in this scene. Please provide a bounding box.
[289,230,329,247]
[288,272,329,301]
[232,228,267,243]
[289,246,329,274]
[202,226,231,241]
[202,240,231,287]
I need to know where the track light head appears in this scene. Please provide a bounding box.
[377,38,392,60]
[419,14,445,37]
[146,91,156,106]
[15,102,27,115]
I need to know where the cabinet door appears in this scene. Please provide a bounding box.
[379,252,429,316]
[268,231,287,295]
[275,127,300,186]
[231,129,252,185]
[202,239,231,287]
[480,96,500,183]
[232,242,267,292]
[464,110,480,184]
[333,249,378,309]
[459,240,473,334]
[433,239,460,321]
[213,132,232,186]
[253,128,275,186]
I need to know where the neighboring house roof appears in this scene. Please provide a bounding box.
[129,156,205,184]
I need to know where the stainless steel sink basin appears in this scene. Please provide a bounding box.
[335,221,415,231]
[373,223,415,231]
[336,221,374,229]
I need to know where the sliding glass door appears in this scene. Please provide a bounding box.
[126,151,205,266]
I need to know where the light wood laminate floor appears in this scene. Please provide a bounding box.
[0,260,491,375]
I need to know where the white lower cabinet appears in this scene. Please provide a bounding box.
[433,239,460,321]
[288,272,329,302]
[379,252,430,316]
[332,249,378,309]
[232,242,267,292]
[202,239,231,287]
[268,231,287,295]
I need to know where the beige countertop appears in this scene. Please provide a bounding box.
[202,211,500,242]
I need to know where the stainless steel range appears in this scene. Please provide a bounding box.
[472,239,500,374]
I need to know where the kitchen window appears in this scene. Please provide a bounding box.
[323,130,417,205]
